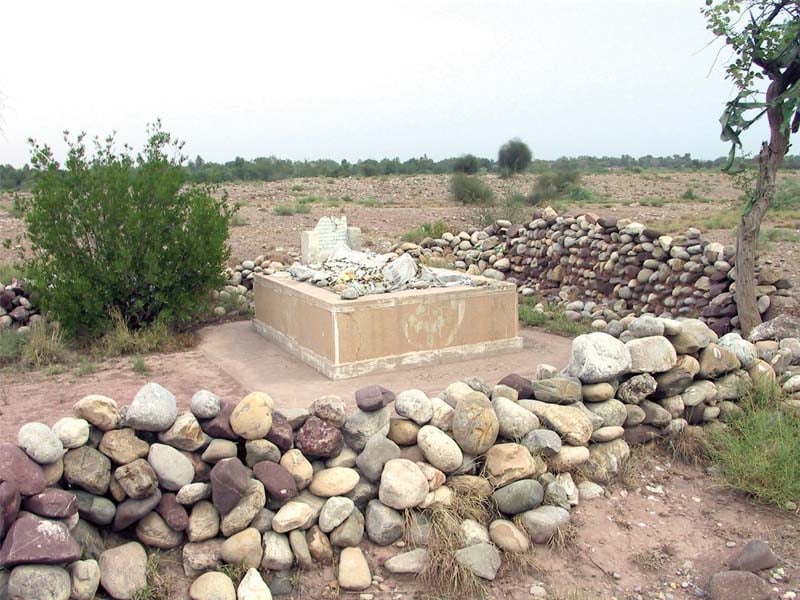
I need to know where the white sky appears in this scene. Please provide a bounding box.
[0,0,770,166]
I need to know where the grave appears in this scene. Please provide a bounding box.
[252,273,523,379]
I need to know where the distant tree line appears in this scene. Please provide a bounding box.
[3,152,800,192]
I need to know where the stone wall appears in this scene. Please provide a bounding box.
[397,208,795,336]
[1,317,798,599]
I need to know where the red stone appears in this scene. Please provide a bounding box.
[156,493,189,532]
[294,417,344,458]
[0,443,46,496]
[266,413,294,452]
[22,488,78,519]
[0,515,81,567]
[253,461,298,503]
[200,401,237,440]
[209,458,250,515]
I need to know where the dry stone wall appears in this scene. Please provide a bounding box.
[1,316,799,599]
[399,208,794,336]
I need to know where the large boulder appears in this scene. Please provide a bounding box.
[451,395,499,455]
[525,401,593,446]
[378,459,428,510]
[581,439,630,483]
[565,332,631,383]
[125,382,178,432]
[417,425,463,473]
[626,336,677,374]
[0,516,81,567]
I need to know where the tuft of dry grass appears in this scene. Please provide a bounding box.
[133,551,171,600]
[216,563,248,588]
[21,322,71,368]
[417,482,498,600]
[547,520,577,551]
[94,308,194,359]
[664,426,709,466]
[632,545,671,570]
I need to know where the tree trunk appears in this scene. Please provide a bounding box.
[735,80,790,337]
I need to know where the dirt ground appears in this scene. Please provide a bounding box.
[1,171,799,598]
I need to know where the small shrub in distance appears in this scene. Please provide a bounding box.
[529,170,582,204]
[450,173,495,205]
[497,138,532,174]
[24,122,233,336]
[772,178,800,210]
[401,221,451,244]
[452,154,480,174]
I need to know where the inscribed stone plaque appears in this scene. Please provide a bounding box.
[302,216,361,263]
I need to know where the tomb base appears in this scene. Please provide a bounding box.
[253,274,523,380]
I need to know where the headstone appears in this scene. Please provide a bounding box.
[301,216,362,264]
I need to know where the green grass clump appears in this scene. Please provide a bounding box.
[290,183,305,192]
[518,298,595,337]
[529,170,581,204]
[273,203,312,216]
[706,380,800,508]
[451,173,495,206]
[401,221,451,243]
[760,227,800,250]
[772,178,800,210]
[94,309,193,359]
[297,195,322,204]
[0,263,26,285]
[229,212,249,227]
[0,329,25,365]
[21,324,71,368]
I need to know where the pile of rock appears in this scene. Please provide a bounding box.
[397,208,794,335]
[0,279,40,332]
[0,316,796,599]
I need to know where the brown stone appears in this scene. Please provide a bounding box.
[63,446,111,496]
[210,458,250,515]
[497,374,533,399]
[0,481,21,536]
[294,416,344,458]
[114,459,158,499]
[201,400,238,440]
[98,428,149,465]
[266,412,294,451]
[355,385,395,412]
[112,490,162,531]
[156,493,189,532]
[0,516,81,567]
[22,488,78,519]
[0,443,46,496]
[707,570,770,600]
[253,461,298,503]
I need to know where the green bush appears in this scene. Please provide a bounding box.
[529,170,582,204]
[450,173,494,205]
[452,154,480,174]
[24,122,233,336]
[772,178,800,210]
[497,138,532,173]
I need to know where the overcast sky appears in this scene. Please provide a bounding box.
[0,0,770,166]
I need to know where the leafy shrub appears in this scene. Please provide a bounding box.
[497,138,532,173]
[472,193,529,227]
[452,154,480,174]
[772,178,800,210]
[0,329,24,365]
[450,173,494,205]
[24,122,233,336]
[529,170,582,204]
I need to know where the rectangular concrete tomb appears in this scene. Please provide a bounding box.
[253,274,523,380]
